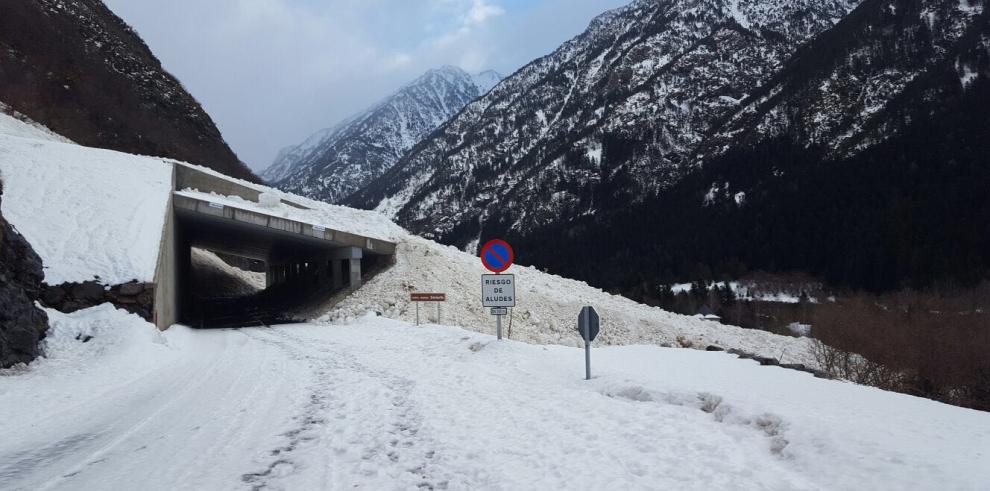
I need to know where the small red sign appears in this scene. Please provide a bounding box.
[480,239,514,273]
[411,293,446,302]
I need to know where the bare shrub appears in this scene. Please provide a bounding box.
[808,283,990,411]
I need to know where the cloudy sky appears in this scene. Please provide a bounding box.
[103,0,628,172]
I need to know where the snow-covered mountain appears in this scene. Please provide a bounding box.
[262,66,503,203]
[345,0,989,297]
[346,0,861,241]
[702,0,988,161]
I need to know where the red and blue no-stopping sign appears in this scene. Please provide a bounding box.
[480,239,514,273]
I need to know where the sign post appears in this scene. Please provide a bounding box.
[480,239,515,340]
[482,275,515,339]
[410,293,446,325]
[578,306,600,380]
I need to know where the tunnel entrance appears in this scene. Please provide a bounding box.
[170,199,390,328]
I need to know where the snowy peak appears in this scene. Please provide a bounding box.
[262,66,502,203]
[472,69,504,94]
[345,0,861,239]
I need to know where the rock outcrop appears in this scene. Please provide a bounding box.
[41,281,155,321]
[0,181,48,368]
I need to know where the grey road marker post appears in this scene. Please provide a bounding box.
[577,306,600,380]
[583,310,591,380]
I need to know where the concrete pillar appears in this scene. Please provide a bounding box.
[349,258,362,288]
[332,247,363,290]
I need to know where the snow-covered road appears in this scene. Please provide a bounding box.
[1,308,988,490]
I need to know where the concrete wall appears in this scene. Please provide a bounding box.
[175,164,308,209]
[153,172,178,330]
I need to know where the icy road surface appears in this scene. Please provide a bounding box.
[1,308,988,490]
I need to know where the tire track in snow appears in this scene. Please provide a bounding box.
[237,327,444,490]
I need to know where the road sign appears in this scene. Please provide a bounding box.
[578,306,600,380]
[410,293,446,302]
[482,274,515,307]
[410,292,446,325]
[490,307,508,316]
[480,239,514,273]
[578,306,600,342]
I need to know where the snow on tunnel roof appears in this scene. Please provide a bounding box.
[173,161,407,243]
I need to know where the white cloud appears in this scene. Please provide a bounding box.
[464,0,505,25]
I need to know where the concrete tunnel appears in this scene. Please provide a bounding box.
[152,164,396,329]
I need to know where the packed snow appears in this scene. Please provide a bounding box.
[1,307,987,490]
[0,131,172,285]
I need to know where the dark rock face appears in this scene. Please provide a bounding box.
[41,281,154,321]
[0,0,258,182]
[0,183,49,368]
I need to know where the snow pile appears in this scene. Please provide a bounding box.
[35,304,170,369]
[0,132,173,285]
[258,191,281,209]
[2,315,987,489]
[0,305,180,416]
[319,236,818,366]
[191,248,266,296]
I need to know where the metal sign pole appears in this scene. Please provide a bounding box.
[583,309,591,380]
[416,302,420,326]
[437,302,441,324]
[497,314,503,340]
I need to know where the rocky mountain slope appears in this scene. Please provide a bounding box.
[263,66,502,203]
[701,0,988,159]
[346,0,860,244]
[347,0,988,297]
[0,0,257,182]
[577,0,989,294]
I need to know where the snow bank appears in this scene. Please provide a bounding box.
[0,134,172,285]
[318,236,818,366]
[0,305,179,416]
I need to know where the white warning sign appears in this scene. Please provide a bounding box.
[482,274,516,307]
